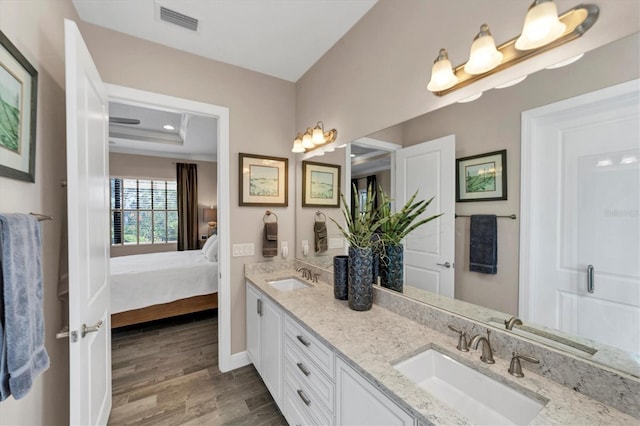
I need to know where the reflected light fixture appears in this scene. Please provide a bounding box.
[464,24,503,75]
[163,124,175,130]
[545,53,584,69]
[494,75,528,89]
[427,2,598,96]
[457,92,483,103]
[292,122,338,153]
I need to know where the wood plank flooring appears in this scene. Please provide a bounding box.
[109,311,288,426]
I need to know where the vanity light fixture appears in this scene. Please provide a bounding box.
[291,121,338,153]
[464,24,503,75]
[427,2,598,96]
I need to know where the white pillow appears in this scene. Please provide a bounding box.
[204,236,218,261]
[201,235,216,256]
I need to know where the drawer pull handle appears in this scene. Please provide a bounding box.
[297,389,311,406]
[296,362,311,376]
[296,335,311,347]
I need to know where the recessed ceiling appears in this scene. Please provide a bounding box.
[72,0,378,82]
[108,101,218,161]
[351,143,391,177]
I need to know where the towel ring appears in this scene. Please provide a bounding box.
[263,210,278,223]
[315,211,326,222]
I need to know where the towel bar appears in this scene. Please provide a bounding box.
[29,213,53,221]
[455,214,517,219]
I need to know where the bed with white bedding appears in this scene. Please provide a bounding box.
[110,237,219,327]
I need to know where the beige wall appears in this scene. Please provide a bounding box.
[0,1,78,424]
[0,1,294,423]
[109,153,217,257]
[398,33,640,314]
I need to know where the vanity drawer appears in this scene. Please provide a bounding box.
[284,368,333,426]
[285,315,335,378]
[284,337,334,414]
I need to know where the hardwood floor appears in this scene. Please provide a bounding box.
[109,311,287,426]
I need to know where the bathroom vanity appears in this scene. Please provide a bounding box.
[245,261,638,425]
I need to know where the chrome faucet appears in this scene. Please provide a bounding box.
[508,352,540,377]
[504,316,523,330]
[296,267,312,280]
[469,329,495,364]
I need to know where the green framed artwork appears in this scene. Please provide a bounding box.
[456,150,507,202]
[239,153,288,206]
[302,160,341,207]
[0,30,38,182]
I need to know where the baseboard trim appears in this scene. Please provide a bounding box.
[228,351,251,371]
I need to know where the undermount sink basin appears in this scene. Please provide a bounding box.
[394,348,544,425]
[267,277,310,292]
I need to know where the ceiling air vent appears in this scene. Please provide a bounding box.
[160,6,198,31]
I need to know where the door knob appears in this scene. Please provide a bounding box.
[81,320,103,338]
[437,261,452,268]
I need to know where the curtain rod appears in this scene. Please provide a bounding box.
[455,214,517,219]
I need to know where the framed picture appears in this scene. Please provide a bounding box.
[0,30,38,182]
[239,153,288,206]
[456,150,507,202]
[302,161,341,207]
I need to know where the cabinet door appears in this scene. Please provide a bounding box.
[246,283,262,371]
[261,296,283,406]
[336,357,414,426]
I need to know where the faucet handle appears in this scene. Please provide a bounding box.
[447,325,469,352]
[508,352,540,377]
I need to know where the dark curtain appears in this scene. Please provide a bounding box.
[366,175,378,210]
[351,178,359,223]
[177,163,199,251]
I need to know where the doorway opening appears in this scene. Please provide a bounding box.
[105,83,233,371]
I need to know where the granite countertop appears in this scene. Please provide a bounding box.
[245,268,638,425]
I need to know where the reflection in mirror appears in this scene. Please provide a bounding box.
[294,33,640,377]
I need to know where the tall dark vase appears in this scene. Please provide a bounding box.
[380,244,404,293]
[333,255,349,300]
[348,246,373,311]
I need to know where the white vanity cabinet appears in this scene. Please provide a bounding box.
[246,280,416,426]
[283,314,336,425]
[245,282,283,407]
[336,357,415,426]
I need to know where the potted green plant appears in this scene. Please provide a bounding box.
[331,184,382,311]
[377,187,442,292]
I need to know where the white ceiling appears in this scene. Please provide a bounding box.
[72,0,378,82]
[108,101,218,161]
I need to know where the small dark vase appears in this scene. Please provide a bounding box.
[348,246,373,311]
[380,244,404,293]
[333,255,349,300]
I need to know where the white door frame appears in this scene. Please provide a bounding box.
[519,79,639,319]
[105,84,233,371]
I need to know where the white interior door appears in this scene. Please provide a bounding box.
[65,19,112,425]
[521,80,640,354]
[395,135,455,297]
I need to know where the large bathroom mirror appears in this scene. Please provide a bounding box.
[294,33,640,377]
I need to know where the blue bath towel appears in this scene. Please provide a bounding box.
[0,214,50,401]
[469,214,498,274]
